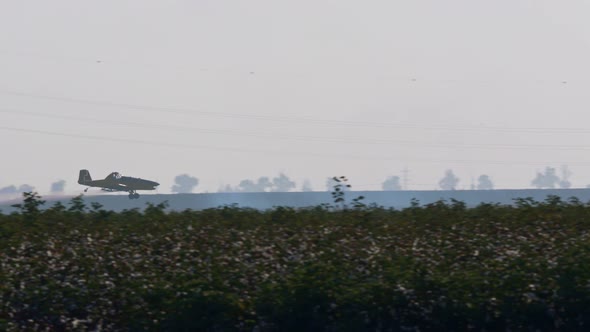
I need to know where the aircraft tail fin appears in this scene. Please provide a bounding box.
[78,169,92,184]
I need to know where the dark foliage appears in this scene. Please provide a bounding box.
[2,193,590,330]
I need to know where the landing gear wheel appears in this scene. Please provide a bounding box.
[133,193,140,199]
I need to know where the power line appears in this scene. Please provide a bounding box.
[4,108,590,151]
[3,89,590,133]
[402,167,409,190]
[3,125,590,166]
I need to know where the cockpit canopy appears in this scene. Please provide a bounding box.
[109,172,122,179]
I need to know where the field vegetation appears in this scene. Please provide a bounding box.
[2,192,590,331]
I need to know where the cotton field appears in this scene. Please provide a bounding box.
[1,195,590,331]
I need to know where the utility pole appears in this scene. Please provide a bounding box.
[402,167,409,190]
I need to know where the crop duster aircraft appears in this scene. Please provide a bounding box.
[78,169,159,199]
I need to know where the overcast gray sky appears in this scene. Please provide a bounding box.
[2,0,590,195]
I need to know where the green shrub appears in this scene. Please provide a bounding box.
[3,194,590,330]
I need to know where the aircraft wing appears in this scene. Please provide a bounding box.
[98,183,149,192]
[90,183,129,192]
[101,188,125,192]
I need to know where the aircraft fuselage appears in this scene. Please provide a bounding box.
[78,170,159,199]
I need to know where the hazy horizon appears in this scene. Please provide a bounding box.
[3,1,590,195]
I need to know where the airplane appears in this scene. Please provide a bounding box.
[78,169,159,199]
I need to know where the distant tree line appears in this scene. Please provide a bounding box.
[3,166,582,197]
[531,166,572,189]
[171,174,199,193]
[218,173,297,193]
[0,184,34,195]
[167,165,584,194]
[0,180,67,196]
